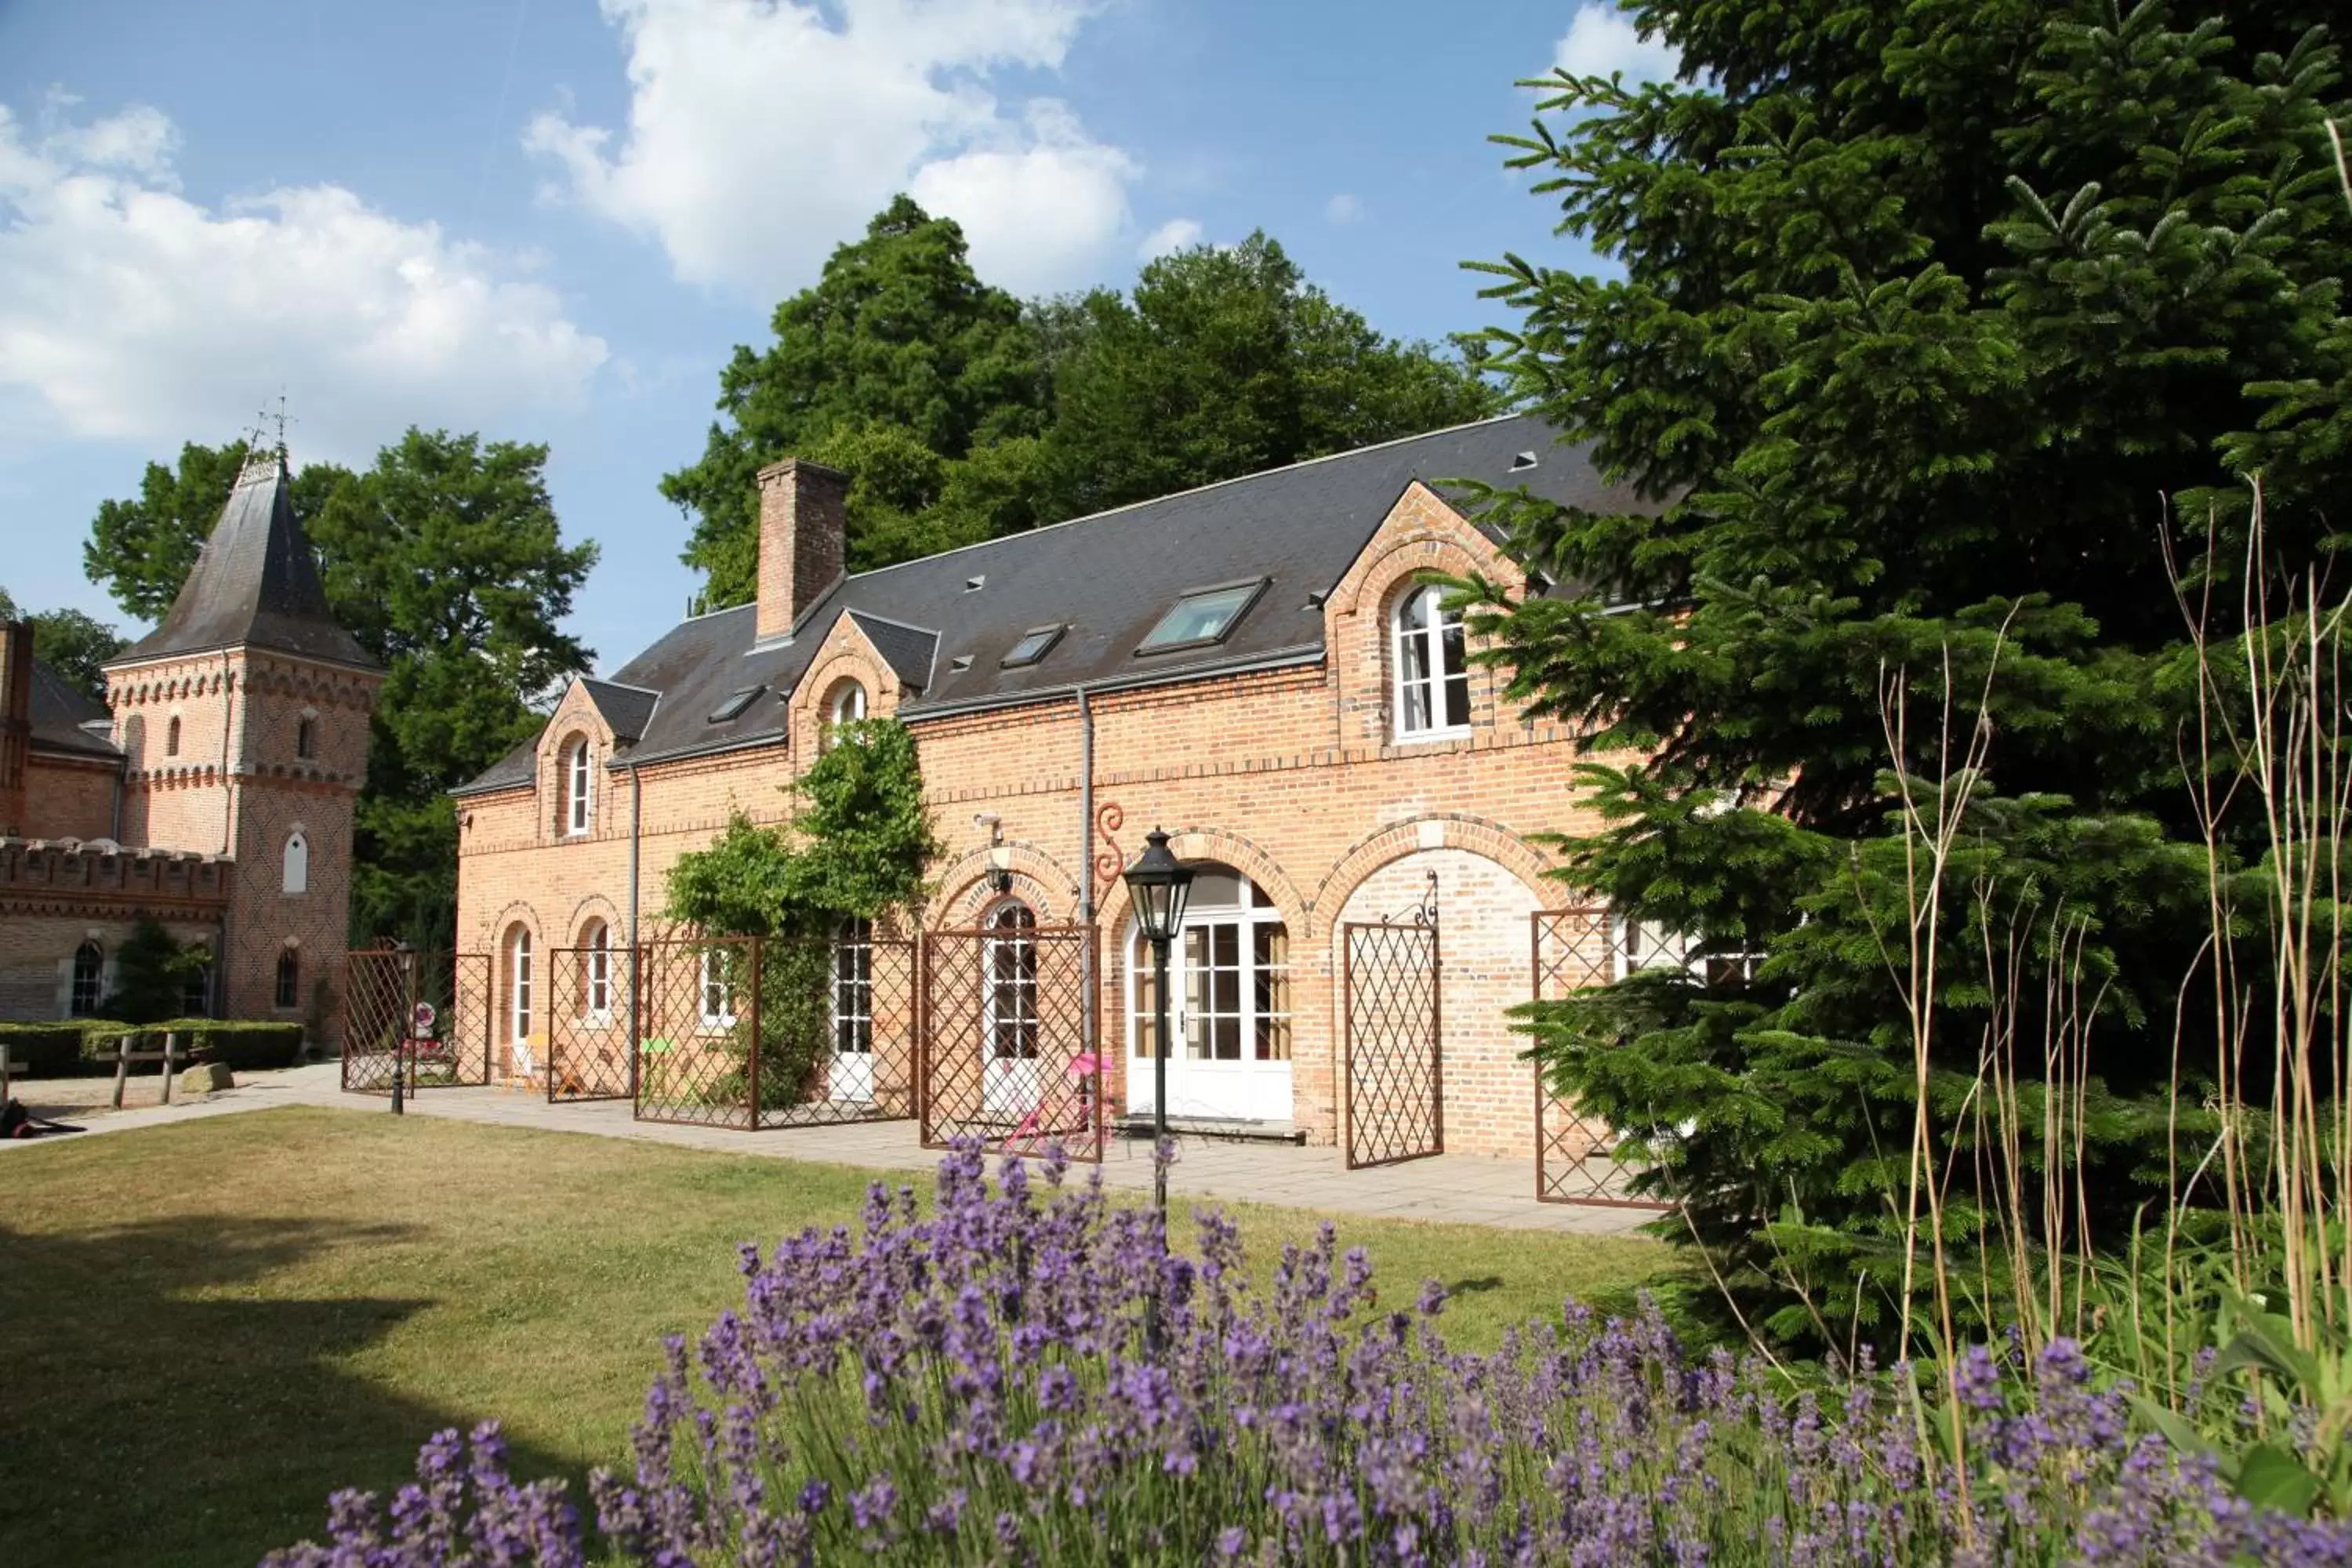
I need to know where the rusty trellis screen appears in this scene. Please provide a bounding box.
[1531,908,1672,1210]
[341,949,492,1094]
[546,942,633,1103]
[631,931,918,1131]
[1341,917,1442,1169]
[919,923,1102,1160]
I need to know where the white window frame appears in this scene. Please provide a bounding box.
[566,738,593,837]
[698,948,737,1032]
[1124,877,1290,1067]
[1392,582,1473,742]
[282,830,309,895]
[583,921,611,1020]
[510,928,533,1044]
[984,902,1038,1061]
[830,681,868,727]
[832,916,873,1056]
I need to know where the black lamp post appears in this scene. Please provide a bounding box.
[391,940,414,1116]
[1121,826,1193,1214]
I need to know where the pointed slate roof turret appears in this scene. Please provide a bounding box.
[111,448,376,670]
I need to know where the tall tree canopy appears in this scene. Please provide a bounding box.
[0,588,125,702]
[1043,233,1498,519]
[85,432,597,948]
[1475,0,2352,1346]
[662,196,1048,601]
[666,201,1497,605]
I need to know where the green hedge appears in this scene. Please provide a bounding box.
[0,1019,307,1078]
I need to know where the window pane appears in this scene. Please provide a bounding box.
[1254,924,1290,1062]
[1443,673,1472,729]
[1139,583,1259,650]
[1134,951,1158,1059]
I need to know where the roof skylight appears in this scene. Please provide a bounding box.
[1000,624,1065,669]
[1136,579,1265,655]
[706,686,765,724]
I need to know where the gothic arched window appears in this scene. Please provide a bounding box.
[70,940,103,1017]
[275,946,301,1010]
[283,830,309,895]
[296,713,318,760]
[165,715,182,758]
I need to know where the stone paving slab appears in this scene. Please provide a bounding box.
[3,1062,1658,1237]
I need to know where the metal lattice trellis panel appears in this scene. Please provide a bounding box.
[1531,909,1672,1210]
[340,950,492,1094]
[1341,920,1442,1169]
[753,928,920,1130]
[919,923,1102,1161]
[546,945,633,1103]
[632,935,763,1129]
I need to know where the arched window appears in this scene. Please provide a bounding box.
[580,920,611,1018]
[275,946,301,1010]
[122,713,145,768]
[1125,867,1290,1072]
[698,947,737,1029]
[296,713,318,760]
[829,681,868,728]
[165,715,182,758]
[985,902,1038,1061]
[564,738,593,836]
[70,940,103,1017]
[282,830,309,895]
[1392,583,1471,739]
[508,927,533,1044]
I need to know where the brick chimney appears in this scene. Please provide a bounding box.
[754,458,848,643]
[0,621,31,838]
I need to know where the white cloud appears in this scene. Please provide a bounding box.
[0,100,608,459]
[528,0,1142,297]
[1324,192,1363,225]
[1553,3,1680,84]
[1136,216,1201,260]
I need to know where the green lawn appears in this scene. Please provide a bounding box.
[0,1108,1661,1566]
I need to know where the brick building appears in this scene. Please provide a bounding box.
[0,451,379,1037]
[453,416,1651,1163]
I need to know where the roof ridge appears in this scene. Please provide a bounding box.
[838,412,1531,585]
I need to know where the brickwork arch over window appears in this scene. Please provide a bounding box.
[275,945,301,1011]
[562,735,593,837]
[71,940,103,1017]
[283,829,309,895]
[1392,582,1470,740]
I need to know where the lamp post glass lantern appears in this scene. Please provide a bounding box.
[1121,827,1193,1212]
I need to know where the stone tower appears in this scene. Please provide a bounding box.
[101,449,380,1036]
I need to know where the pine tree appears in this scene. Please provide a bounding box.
[1472,0,2352,1346]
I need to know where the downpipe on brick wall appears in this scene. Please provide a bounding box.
[626,760,642,1101]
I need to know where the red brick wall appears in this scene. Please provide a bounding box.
[21,754,120,840]
[456,481,1624,1160]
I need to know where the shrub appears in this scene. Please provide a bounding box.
[0,1022,102,1078]
[269,1148,2352,1566]
[164,1021,305,1072]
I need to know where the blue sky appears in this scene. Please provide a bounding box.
[0,0,1669,676]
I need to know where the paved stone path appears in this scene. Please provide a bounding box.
[3,1062,1656,1236]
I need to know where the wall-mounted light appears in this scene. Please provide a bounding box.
[987,842,1014,895]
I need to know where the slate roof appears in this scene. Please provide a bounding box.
[110,452,376,670]
[455,414,1650,796]
[28,659,122,761]
[579,679,660,744]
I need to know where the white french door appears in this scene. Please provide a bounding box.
[830,921,877,1102]
[1127,874,1291,1122]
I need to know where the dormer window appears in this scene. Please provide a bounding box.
[829,681,867,726]
[1393,583,1471,740]
[564,737,593,836]
[1000,625,1065,669]
[1136,579,1266,655]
